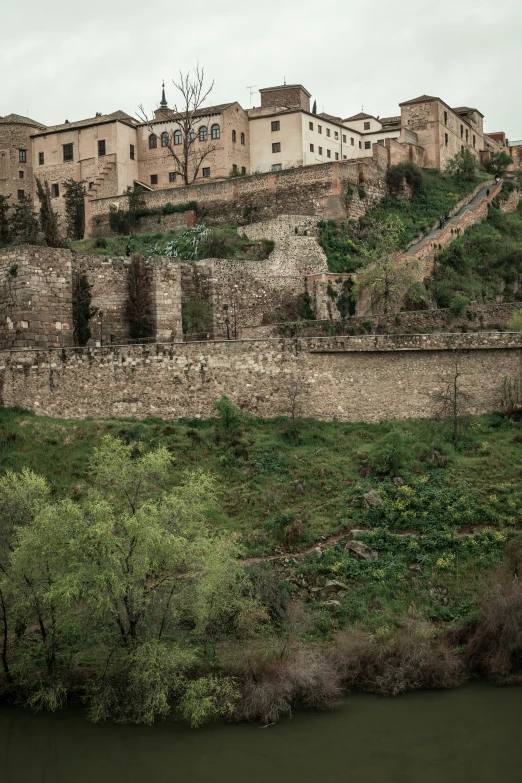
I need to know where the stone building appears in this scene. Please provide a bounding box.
[0,114,46,204]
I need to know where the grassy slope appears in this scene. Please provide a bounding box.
[0,407,519,634]
[430,200,522,307]
[319,169,489,273]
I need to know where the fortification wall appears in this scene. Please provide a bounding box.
[88,158,388,233]
[0,333,520,423]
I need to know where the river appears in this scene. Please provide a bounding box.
[0,683,520,782]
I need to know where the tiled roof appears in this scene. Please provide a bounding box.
[453,106,484,118]
[343,112,376,122]
[150,103,234,124]
[259,84,311,97]
[32,110,137,135]
[399,95,439,106]
[0,113,46,128]
[317,111,344,124]
[379,115,401,125]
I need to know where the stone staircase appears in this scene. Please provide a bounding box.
[87,155,117,201]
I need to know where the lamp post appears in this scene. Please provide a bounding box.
[98,310,104,347]
[223,304,230,340]
[233,284,238,339]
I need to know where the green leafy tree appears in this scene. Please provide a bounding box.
[488,151,513,177]
[0,194,10,244]
[72,273,98,346]
[445,148,478,182]
[312,100,317,115]
[35,178,63,247]
[63,179,86,240]
[126,254,154,340]
[9,196,39,244]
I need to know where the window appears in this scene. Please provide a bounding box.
[88,182,94,190]
[335,152,339,160]
[241,132,245,145]
[51,183,59,198]
[272,142,281,153]
[377,139,384,146]
[149,135,157,149]
[351,137,354,146]
[202,167,211,177]
[38,152,44,165]
[98,139,106,156]
[309,121,314,131]
[460,124,464,138]
[334,131,339,140]
[169,172,176,183]
[364,141,371,149]
[343,134,347,143]
[271,163,282,171]
[174,130,182,145]
[161,132,169,147]
[466,129,469,142]
[187,129,195,142]
[232,130,236,143]
[318,125,322,134]
[150,174,158,185]
[232,164,238,174]
[444,111,448,125]
[359,141,362,149]
[130,144,135,160]
[318,146,323,155]
[17,190,24,200]
[326,128,331,137]
[445,133,449,147]
[63,143,73,162]
[310,143,314,152]
[199,126,207,141]
[343,155,347,159]
[241,166,246,175]
[364,121,371,130]
[271,121,280,132]
[327,149,331,158]
[473,134,476,148]
[211,124,220,139]
[19,171,24,179]
[19,149,27,163]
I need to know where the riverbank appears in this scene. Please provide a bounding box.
[0,404,521,724]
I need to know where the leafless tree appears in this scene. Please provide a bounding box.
[431,352,474,447]
[279,372,310,423]
[137,66,219,186]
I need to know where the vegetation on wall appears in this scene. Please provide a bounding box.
[63,179,86,241]
[319,167,487,273]
[429,201,522,307]
[72,273,98,346]
[385,161,424,200]
[126,254,154,339]
[35,178,64,248]
[182,295,213,336]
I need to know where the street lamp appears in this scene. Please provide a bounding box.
[233,284,238,339]
[97,310,104,347]
[223,304,230,340]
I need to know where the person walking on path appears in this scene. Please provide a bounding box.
[486,188,490,197]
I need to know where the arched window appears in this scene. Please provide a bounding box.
[187,129,195,142]
[199,126,208,141]
[232,129,236,143]
[173,130,182,145]
[161,132,169,147]
[149,134,158,149]
[211,124,220,140]
[240,132,245,145]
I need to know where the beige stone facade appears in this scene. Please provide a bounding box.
[0,114,45,204]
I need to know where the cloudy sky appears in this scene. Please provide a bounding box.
[2,0,521,139]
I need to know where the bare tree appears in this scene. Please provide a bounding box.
[279,372,310,423]
[431,352,474,447]
[138,67,219,186]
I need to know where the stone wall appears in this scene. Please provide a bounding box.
[0,121,39,205]
[88,157,388,233]
[1,333,520,423]
[92,209,195,238]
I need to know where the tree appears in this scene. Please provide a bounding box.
[431,352,474,447]
[126,254,154,340]
[63,179,86,240]
[138,67,219,186]
[312,100,317,115]
[445,148,478,182]
[9,196,39,244]
[72,273,98,346]
[35,178,63,247]
[1,438,264,724]
[182,295,213,337]
[488,151,513,177]
[354,216,425,315]
[0,195,10,244]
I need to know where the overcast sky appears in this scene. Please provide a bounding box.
[2,0,521,139]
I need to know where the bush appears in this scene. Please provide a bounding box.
[507,310,522,332]
[367,429,407,475]
[449,293,469,316]
[386,162,424,200]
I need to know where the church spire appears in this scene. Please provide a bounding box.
[160,81,169,110]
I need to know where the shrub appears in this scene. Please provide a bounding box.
[367,429,407,475]
[386,162,424,200]
[507,310,522,332]
[449,293,469,316]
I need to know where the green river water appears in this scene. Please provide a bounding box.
[1,683,521,783]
